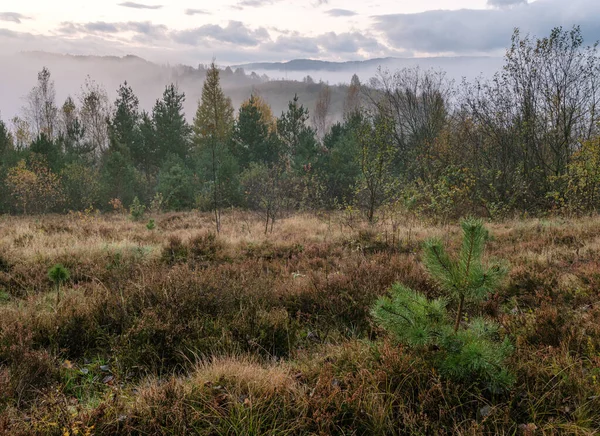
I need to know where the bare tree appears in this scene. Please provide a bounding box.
[343,74,362,118]
[79,76,110,155]
[10,116,31,151]
[461,26,600,209]
[313,84,331,142]
[24,67,58,139]
[369,67,454,181]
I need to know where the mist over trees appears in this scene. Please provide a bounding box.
[1,26,600,227]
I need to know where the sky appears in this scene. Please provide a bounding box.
[0,0,599,65]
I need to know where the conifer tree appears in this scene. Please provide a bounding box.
[233,94,279,168]
[372,218,513,392]
[277,94,318,172]
[109,82,140,156]
[0,118,13,156]
[193,61,235,233]
[153,84,191,162]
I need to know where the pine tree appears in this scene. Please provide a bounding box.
[372,218,513,392]
[109,82,140,156]
[277,94,318,172]
[232,94,279,169]
[153,84,191,162]
[193,61,235,233]
[0,118,13,156]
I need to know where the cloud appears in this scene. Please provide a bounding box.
[84,22,120,33]
[58,21,168,41]
[118,2,162,10]
[266,34,321,55]
[173,21,270,47]
[487,0,527,7]
[0,12,31,24]
[232,0,274,9]
[185,8,210,16]
[374,0,600,55]
[326,9,356,17]
[316,32,381,54]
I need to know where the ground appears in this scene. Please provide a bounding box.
[1,210,600,435]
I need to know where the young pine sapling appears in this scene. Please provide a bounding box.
[48,264,70,307]
[372,218,513,392]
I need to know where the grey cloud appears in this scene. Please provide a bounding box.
[0,28,20,37]
[487,0,527,7]
[326,9,356,17]
[316,32,381,54]
[265,34,321,55]
[185,8,210,15]
[58,21,167,40]
[0,12,31,23]
[233,0,272,9]
[174,21,270,47]
[118,2,163,10]
[374,0,600,55]
[85,22,120,33]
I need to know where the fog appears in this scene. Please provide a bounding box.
[0,52,503,126]
[248,56,504,85]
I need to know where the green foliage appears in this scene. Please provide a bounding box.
[0,118,14,156]
[109,81,140,154]
[48,263,70,305]
[232,94,280,168]
[157,155,197,210]
[372,284,449,347]
[355,113,398,222]
[129,196,146,221]
[550,137,600,214]
[241,162,286,233]
[99,150,138,207]
[48,264,70,286]
[29,134,63,172]
[372,218,513,391]
[153,84,191,162]
[146,219,155,230]
[60,162,101,211]
[193,62,236,232]
[314,118,361,207]
[423,218,507,307]
[277,94,319,173]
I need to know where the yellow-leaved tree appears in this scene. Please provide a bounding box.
[7,157,63,214]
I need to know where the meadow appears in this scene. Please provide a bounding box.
[1,210,600,435]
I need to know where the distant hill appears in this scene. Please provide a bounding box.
[0,52,503,125]
[234,56,504,84]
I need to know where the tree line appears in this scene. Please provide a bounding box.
[1,26,600,227]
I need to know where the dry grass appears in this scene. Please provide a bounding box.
[2,211,600,434]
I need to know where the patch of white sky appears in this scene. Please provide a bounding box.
[9,0,490,37]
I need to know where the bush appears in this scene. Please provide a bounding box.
[129,196,146,221]
[372,218,514,392]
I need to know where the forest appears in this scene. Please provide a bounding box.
[3,26,600,435]
[1,26,599,226]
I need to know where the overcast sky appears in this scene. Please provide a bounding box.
[0,0,599,64]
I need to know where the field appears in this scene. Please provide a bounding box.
[1,211,600,435]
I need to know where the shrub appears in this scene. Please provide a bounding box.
[188,232,221,263]
[372,218,514,392]
[48,264,70,306]
[146,219,156,230]
[161,236,188,265]
[129,196,146,221]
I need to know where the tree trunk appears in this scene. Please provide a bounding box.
[454,294,465,333]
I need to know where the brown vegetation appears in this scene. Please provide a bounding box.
[1,211,600,434]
